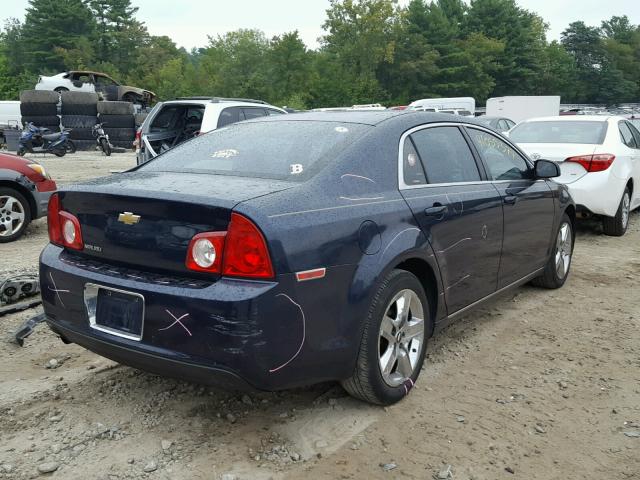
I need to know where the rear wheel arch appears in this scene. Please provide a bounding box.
[394,257,438,337]
[564,204,576,230]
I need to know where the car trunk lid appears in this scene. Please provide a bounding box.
[59,171,292,277]
[517,143,599,184]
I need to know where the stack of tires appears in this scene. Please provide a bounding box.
[61,91,99,151]
[19,91,60,130]
[97,101,135,149]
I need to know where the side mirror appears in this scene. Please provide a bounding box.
[535,159,560,178]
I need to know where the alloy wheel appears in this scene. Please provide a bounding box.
[622,192,630,230]
[378,289,425,387]
[0,195,26,238]
[555,222,572,280]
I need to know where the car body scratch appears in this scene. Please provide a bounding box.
[269,293,306,373]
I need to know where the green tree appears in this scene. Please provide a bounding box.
[20,0,95,72]
[464,0,547,96]
[269,31,312,106]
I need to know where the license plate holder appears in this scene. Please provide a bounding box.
[85,284,144,341]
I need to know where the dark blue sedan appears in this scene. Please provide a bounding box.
[40,111,574,405]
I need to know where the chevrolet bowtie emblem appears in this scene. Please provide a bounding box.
[117,212,141,225]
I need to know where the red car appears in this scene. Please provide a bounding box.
[0,153,56,242]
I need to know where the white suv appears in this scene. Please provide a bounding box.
[510,116,640,236]
[136,97,286,164]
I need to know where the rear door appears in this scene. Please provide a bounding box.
[465,126,555,287]
[399,124,503,314]
[619,120,640,209]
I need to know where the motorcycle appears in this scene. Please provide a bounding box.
[17,123,73,157]
[92,122,111,156]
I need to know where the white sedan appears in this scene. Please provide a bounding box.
[509,116,640,236]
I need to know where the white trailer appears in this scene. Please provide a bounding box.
[486,96,560,123]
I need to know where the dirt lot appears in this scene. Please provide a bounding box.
[1,151,639,480]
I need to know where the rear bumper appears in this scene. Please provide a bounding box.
[40,245,360,391]
[47,319,253,391]
[33,187,54,218]
[564,170,626,217]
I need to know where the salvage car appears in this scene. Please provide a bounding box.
[0,153,56,242]
[135,97,286,164]
[40,111,574,405]
[510,116,640,236]
[475,116,516,133]
[35,71,155,105]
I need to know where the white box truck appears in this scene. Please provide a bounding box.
[486,96,560,123]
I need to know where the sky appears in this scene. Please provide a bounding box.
[2,0,639,50]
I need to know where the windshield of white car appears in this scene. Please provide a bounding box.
[139,120,371,181]
[510,121,608,144]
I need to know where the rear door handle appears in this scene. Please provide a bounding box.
[504,195,518,205]
[424,205,448,217]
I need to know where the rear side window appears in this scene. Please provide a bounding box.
[242,108,268,120]
[628,122,640,149]
[467,128,531,181]
[619,121,637,148]
[509,121,607,144]
[402,137,427,186]
[142,121,371,182]
[217,107,242,128]
[410,126,480,184]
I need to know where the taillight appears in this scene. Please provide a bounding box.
[185,232,226,273]
[185,213,274,279]
[47,194,63,245]
[133,128,142,148]
[223,213,274,278]
[47,193,83,250]
[565,154,615,172]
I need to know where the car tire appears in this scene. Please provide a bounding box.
[602,187,631,237]
[60,91,99,105]
[71,139,97,151]
[20,102,58,116]
[341,269,431,405]
[97,101,134,116]
[96,114,135,128]
[21,116,61,128]
[54,87,69,93]
[0,187,31,243]
[19,90,59,104]
[110,140,134,149]
[104,127,135,141]
[61,103,98,116]
[532,213,573,289]
[61,115,98,129]
[68,128,95,141]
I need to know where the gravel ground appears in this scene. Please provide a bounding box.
[1,151,639,479]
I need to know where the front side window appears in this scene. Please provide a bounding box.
[94,75,118,86]
[267,109,285,116]
[410,126,480,184]
[467,128,531,181]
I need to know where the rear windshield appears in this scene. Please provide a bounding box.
[140,120,371,181]
[510,121,608,144]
